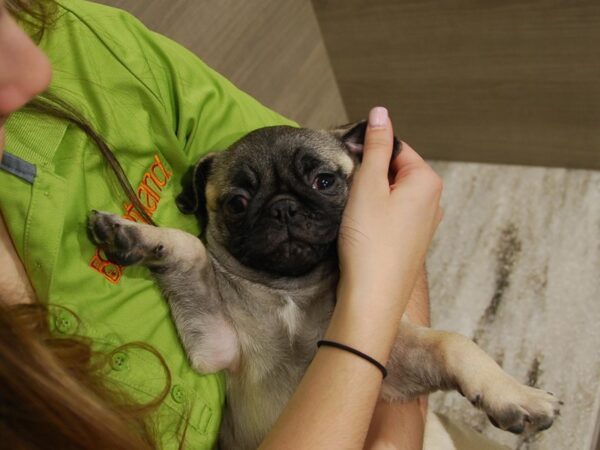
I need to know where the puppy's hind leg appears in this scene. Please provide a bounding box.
[383,321,561,435]
[88,211,240,373]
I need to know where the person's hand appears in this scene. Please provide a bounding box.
[333,107,443,360]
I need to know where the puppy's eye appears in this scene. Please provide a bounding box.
[312,173,336,190]
[226,195,249,215]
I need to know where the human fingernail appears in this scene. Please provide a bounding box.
[368,107,388,128]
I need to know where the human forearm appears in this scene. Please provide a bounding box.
[406,265,430,420]
[261,295,420,449]
[365,399,425,450]
[365,265,431,450]
[259,336,386,449]
[261,269,423,449]
[405,265,430,329]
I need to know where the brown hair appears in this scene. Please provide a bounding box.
[5,0,54,41]
[0,301,169,449]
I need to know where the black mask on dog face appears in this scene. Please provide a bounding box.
[176,122,399,277]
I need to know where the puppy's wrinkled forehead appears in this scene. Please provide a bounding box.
[211,126,355,188]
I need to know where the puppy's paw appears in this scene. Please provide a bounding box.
[466,380,561,434]
[88,211,161,266]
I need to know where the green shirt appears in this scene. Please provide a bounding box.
[0,0,294,447]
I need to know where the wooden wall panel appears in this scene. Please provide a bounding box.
[313,0,600,169]
[97,0,347,129]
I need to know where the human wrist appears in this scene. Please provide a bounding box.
[335,264,421,319]
[324,294,406,364]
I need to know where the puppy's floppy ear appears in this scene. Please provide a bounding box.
[330,120,401,162]
[176,153,216,232]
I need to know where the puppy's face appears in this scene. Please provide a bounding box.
[177,122,399,277]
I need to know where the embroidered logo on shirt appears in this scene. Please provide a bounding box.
[89,154,172,284]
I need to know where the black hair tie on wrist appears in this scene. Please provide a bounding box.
[317,340,388,379]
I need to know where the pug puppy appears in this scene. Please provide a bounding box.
[89,122,560,450]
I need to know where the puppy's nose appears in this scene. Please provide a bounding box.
[270,198,298,223]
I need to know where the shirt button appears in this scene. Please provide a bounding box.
[111,352,129,372]
[54,312,75,334]
[171,384,186,404]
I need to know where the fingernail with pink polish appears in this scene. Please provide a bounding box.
[368,107,388,128]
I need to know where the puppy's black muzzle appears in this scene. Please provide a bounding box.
[268,196,299,224]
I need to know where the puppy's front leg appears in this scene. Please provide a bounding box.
[89,211,239,373]
[383,321,561,434]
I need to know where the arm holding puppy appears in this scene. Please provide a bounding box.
[260,107,443,449]
[365,267,431,450]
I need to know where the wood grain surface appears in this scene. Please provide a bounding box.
[313,0,600,169]
[96,0,348,129]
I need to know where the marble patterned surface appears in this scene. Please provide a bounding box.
[425,161,600,449]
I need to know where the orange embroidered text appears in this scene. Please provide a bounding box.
[89,154,172,284]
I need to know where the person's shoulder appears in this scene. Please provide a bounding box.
[50,0,190,65]
[46,0,171,108]
[51,0,156,60]
[53,0,145,33]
